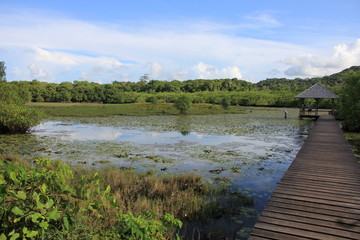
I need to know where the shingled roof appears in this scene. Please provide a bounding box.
[295,83,339,99]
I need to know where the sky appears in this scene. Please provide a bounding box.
[0,0,359,83]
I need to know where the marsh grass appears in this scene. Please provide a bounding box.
[83,167,231,221]
[27,102,246,117]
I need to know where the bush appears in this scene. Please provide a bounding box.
[148,96,158,104]
[339,71,360,132]
[0,104,45,134]
[174,95,192,114]
[220,95,231,109]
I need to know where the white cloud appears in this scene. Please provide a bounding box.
[284,39,360,77]
[244,11,282,28]
[27,63,54,82]
[32,47,78,65]
[171,69,188,80]
[79,72,91,81]
[194,62,243,79]
[149,62,162,78]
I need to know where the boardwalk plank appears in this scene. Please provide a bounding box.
[257,216,360,239]
[260,211,360,234]
[267,199,360,218]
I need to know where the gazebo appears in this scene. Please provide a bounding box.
[295,83,339,119]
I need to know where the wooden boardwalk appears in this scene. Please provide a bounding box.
[249,115,360,240]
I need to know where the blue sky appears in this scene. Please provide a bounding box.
[1,0,359,83]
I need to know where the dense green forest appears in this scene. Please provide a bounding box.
[2,65,359,108]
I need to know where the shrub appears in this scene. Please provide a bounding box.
[174,95,192,114]
[0,157,182,240]
[339,71,360,132]
[148,96,158,105]
[220,95,231,109]
[0,104,45,134]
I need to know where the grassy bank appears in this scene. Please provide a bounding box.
[26,102,246,117]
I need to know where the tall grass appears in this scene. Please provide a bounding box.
[81,167,225,221]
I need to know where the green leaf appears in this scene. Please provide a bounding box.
[9,230,15,236]
[31,212,42,223]
[104,185,111,194]
[26,231,38,238]
[47,209,60,220]
[0,233,7,240]
[0,174,6,185]
[63,215,70,230]
[45,198,54,208]
[23,227,38,238]
[39,220,49,230]
[8,171,18,184]
[88,202,95,211]
[41,184,47,193]
[85,189,91,199]
[11,206,24,216]
[61,185,73,193]
[9,233,19,240]
[16,191,26,200]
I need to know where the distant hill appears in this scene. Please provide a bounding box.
[256,66,360,92]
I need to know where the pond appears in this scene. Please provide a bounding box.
[0,108,314,239]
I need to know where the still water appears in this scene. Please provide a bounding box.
[28,108,314,238]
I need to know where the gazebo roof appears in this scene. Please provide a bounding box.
[295,83,339,99]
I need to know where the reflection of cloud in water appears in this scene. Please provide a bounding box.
[68,127,122,141]
[33,122,295,154]
[33,121,123,141]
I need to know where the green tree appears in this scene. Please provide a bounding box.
[220,94,231,109]
[339,70,360,131]
[0,61,6,82]
[174,95,192,114]
[0,82,29,104]
[56,82,73,102]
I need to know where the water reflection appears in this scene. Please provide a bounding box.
[34,121,123,141]
[33,121,292,156]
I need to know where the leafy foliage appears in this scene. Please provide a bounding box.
[0,82,30,105]
[339,70,360,131]
[0,157,182,239]
[0,104,45,134]
[174,95,192,114]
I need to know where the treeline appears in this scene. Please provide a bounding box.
[2,78,254,102]
[1,66,359,108]
[0,80,306,107]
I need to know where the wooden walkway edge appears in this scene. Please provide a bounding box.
[249,115,360,240]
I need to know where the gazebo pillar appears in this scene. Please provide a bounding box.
[331,98,335,115]
[315,98,320,116]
